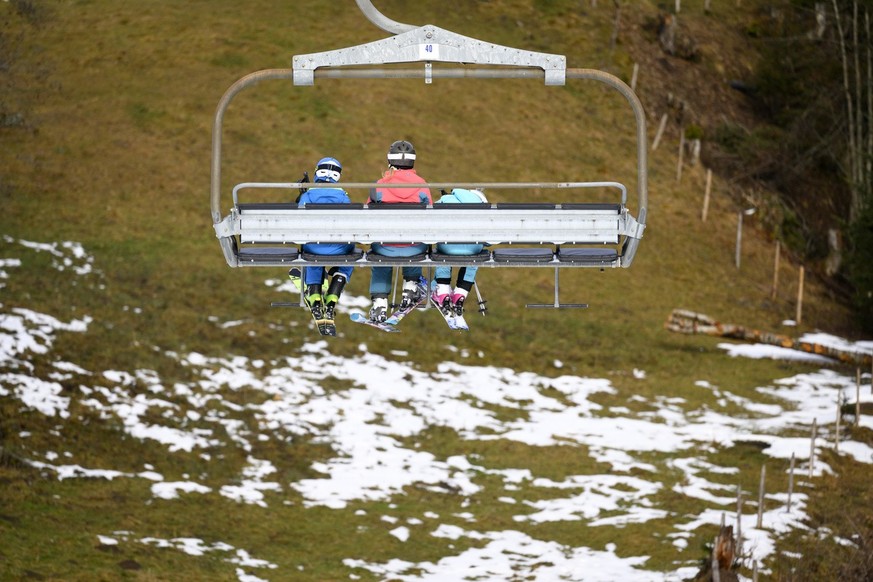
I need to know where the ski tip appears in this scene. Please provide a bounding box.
[350,312,400,332]
[315,319,337,336]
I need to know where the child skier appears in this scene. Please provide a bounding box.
[366,140,432,322]
[430,188,489,328]
[296,157,355,328]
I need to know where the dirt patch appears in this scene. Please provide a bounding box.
[619,6,762,149]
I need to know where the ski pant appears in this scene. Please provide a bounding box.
[301,243,355,286]
[303,266,353,286]
[434,266,477,290]
[368,243,428,296]
[433,243,483,291]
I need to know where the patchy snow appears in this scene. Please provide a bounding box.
[3,238,873,581]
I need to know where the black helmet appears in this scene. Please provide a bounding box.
[387,140,416,169]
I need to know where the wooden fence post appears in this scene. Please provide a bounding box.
[631,62,639,91]
[701,168,712,221]
[652,113,668,150]
[677,131,685,182]
[835,392,842,453]
[735,485,744,556]
[786,452,795,512]
[808,418,817,479]
[756,464,766,528]
[857,368,862,426]
[771,241,780,300]
[796,266,805,325]
[735,212,743,269]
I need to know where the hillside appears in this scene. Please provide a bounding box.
[2,1,872,580]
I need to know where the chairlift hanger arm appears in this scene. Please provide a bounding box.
[292,24,566,87]
[354,0,416,34]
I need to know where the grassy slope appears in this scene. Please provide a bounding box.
[1,0,870,580]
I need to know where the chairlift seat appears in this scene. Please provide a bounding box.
[302,248,364,263]
[429,249,492,264]
[239,246,300,265]
[492,247,555,264]
[556,247,619,266]
[366,250,429,264]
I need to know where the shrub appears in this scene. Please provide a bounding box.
[847,203,873,333]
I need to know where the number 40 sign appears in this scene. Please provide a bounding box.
[418,44,440,59]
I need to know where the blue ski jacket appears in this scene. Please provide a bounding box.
[299,185,356,255]
[435,188,488,255]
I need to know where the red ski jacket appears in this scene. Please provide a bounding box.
[368,168,432,205]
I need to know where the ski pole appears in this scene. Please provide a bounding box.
[473,281,487,316]
[391,268,400,308]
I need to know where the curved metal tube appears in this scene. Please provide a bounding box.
[210,69,294,224]
[354,0,416,34]
[567,68,648,224]
[211,67,647,235]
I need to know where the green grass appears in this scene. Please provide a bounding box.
[1,0,871,580]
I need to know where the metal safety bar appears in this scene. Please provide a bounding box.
[231,181,628,206]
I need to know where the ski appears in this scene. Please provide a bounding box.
[288,267,303,292]
[385,277,428,326]
[350,312,400,333]
[314,318,337,336]
[452,313,469,331]
[307,303,336,336]
[289,269,338,336]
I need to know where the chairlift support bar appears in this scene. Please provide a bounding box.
[210,3,648,273]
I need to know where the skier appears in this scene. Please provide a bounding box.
[295,157,355,328]
[431,188,488,324]
[366,140,432,322]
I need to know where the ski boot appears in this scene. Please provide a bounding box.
[305,284,324,319]
[451,288,470,316]
[369,296,388,323]
[431,283,453,311]
[400,278,425,310]
[323,273,347,322]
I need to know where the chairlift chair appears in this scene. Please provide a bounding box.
[210,0,648,309]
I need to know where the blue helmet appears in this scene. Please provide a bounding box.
[314,157,342,183]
